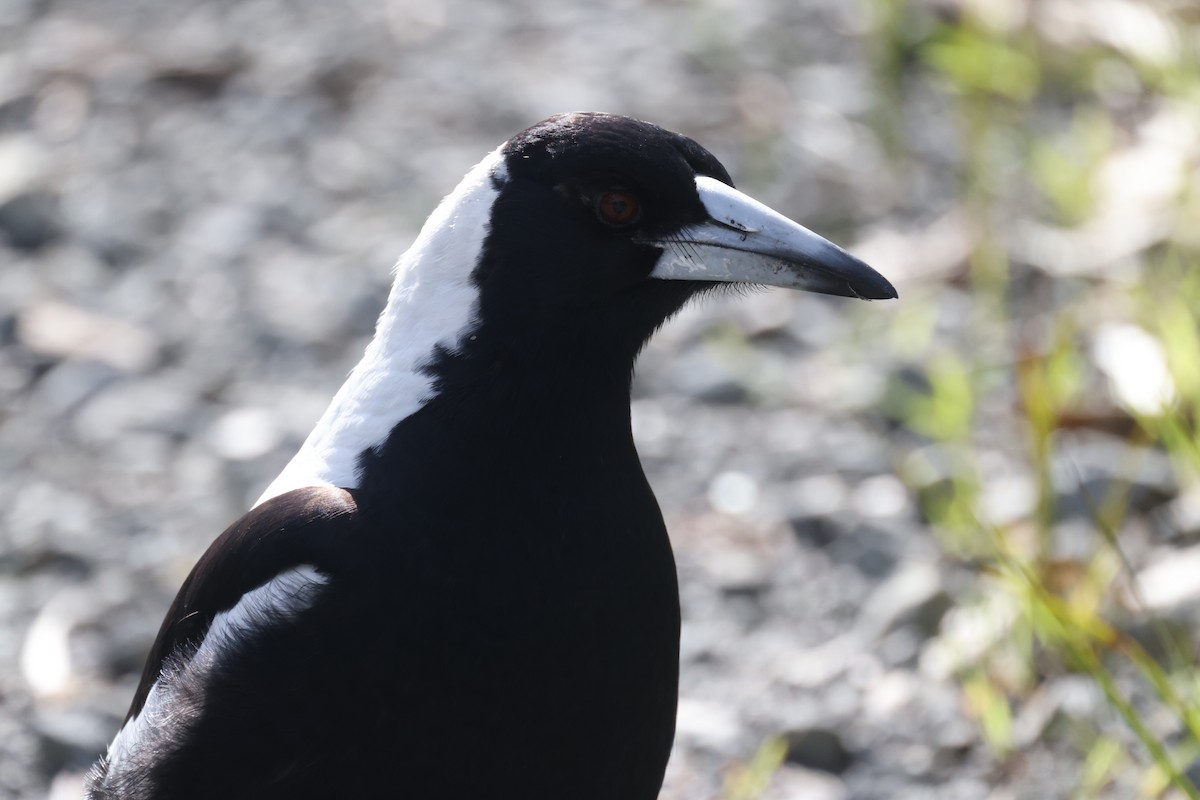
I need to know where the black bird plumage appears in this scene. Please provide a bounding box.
[86,113,895,799]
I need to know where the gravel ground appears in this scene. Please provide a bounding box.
[2,1,1196,798]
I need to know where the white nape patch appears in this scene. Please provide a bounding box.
[101,567,327,784]
[257,149,509,505]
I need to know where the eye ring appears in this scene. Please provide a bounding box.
[595,190,642,227]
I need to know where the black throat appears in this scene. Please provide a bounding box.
[355,324,649,527]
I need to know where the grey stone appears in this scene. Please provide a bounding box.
[828,523,900,578]
[1185,757,1200,796]
[782,727,853,775]
[666,346,751,406]
[0,191,61,251]
[1134,544,1200,613]
[1052,431,1176,518]
[764,765,848,800]
[27,360,123,418]
[32,707,116,775]
[856,561,951,641]
[790,511,854,550]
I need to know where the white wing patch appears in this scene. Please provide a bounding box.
[100,566,328,786]
[257,150,510,505]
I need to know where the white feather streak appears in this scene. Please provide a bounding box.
[102,566,327,781]
[257,148,508,504]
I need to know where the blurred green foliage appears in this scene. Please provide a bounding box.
[870,0,1200,797]
[720,736,789,800]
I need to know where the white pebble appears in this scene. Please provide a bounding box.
[707,470,759,515]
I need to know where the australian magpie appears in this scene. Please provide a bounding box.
[85,112,895,799]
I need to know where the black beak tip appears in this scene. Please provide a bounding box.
[818,245,897,301]
[865,276,899,301]
[836,256,897,301]
[793,260,899,301]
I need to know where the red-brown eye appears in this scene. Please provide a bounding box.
[595,191,641,226]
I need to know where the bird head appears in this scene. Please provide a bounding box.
[459,112,895,363]
[259,113,895,502]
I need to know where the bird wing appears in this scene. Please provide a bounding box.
[86,485,363,799]
[126,484,360,722]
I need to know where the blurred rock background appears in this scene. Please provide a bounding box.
[2,0,1199,798]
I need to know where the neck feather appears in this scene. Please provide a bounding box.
[256,149,508,506]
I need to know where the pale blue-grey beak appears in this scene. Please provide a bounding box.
[642,176,897,301]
